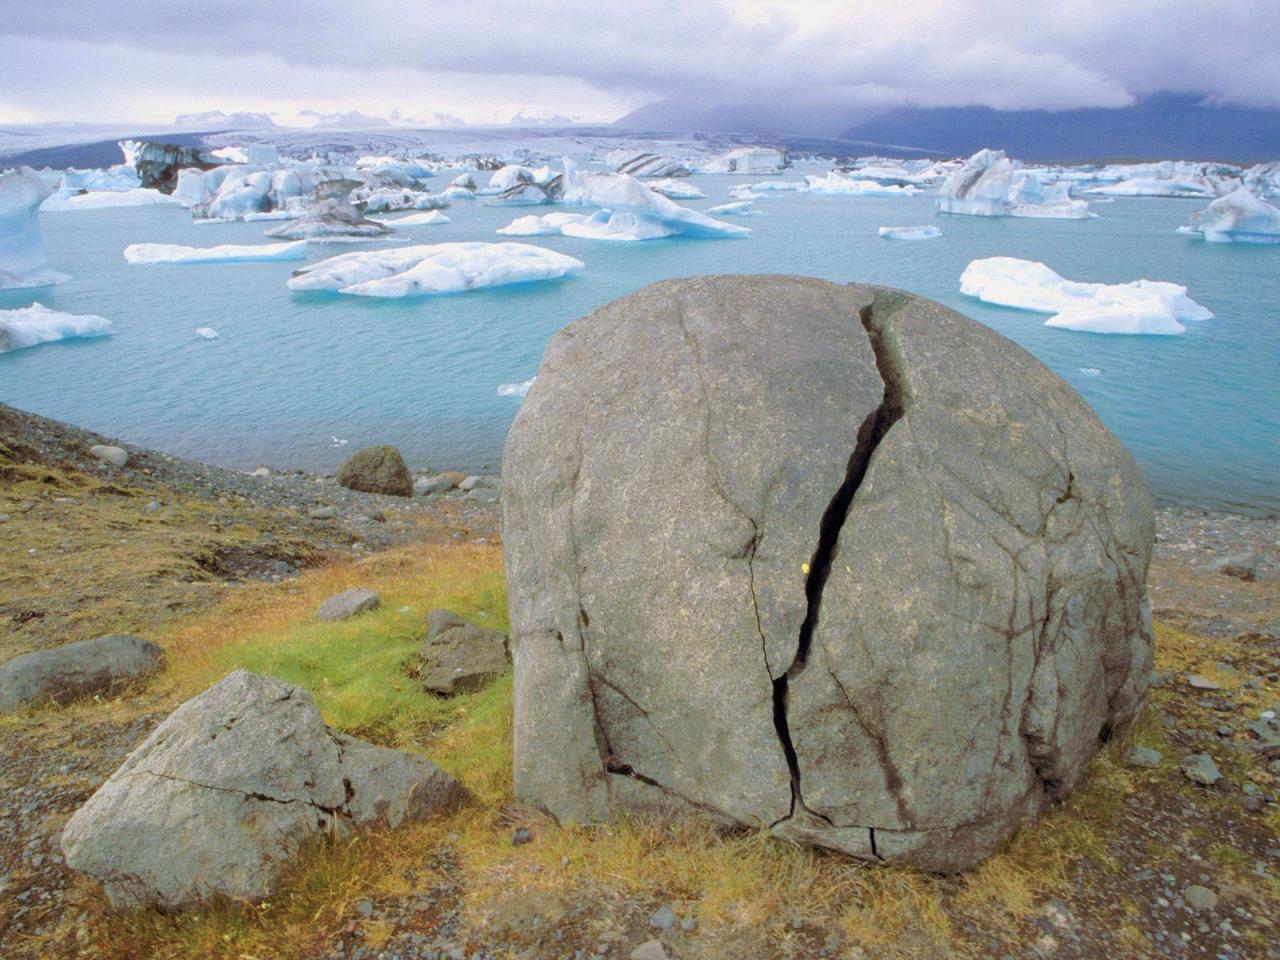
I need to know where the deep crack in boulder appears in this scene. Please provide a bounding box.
[500,276,1155,871]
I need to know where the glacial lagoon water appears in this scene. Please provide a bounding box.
[2,170,1277,514]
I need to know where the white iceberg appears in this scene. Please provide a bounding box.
[497,212,593,236]
[560,210,679,241]
[56,165,141,194]
[195,327,220,339]
[558,160,749,239]
[450,172,478,191]
[802,173,920,196]
[264,200,391,241]
[1244,161,1280,199]
[878,225,942,240]
[1182,187,1280,244]
[485,181,556,206]
[697,147,787,175]
[960,256,1212,335]
[497,377,535,397]
[124,240,308,264]
[0,303,111,353]
[374,209,451,226]
[705,201,764,216]
[286,241,583,297]
[0,167,69,289]
[1078,367,1102,377]
[41,188,178,211]
[355,186,449,213]
[647,178,705,200]
[481,165,536,195]
[938,150,1091,219]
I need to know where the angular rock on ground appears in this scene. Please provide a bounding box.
[88,444,128,468]
[60,670,464,910]
[315,588,380,622]
[0,635,164,713]
[336,444,412,497]
[501,275,1155,872]
[420,609,509,695]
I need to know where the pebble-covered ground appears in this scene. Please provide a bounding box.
[1,404,1276,959]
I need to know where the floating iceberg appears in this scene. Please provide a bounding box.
[354,186,449,213]
[558,161,749,239]
[195,327,219,339]
[559,210,679,241]
[0,303,112,353]
[960,256,1212,335]
[496,212,592,236]
[42,188,178,211]
[286,242,583,297]
[375,209,451,226]
[1078,368,1102,377]
[57,165,141,194]
[878,225,942,240]
[485,181,557,206]
[497,377,535,398]
[697,147,787,175]
[1244,161,1280,199]
[706,201,763,216]
[124,240,308,264]
[647,178,705,200]
[608,152,692,178]
[802,173,920,196]
[450,172,478,191]
[938,150,1092,219]
[264,200,391,241]
[481,165,537,195]
[1181,188,1280,244]
[1,167,69,289]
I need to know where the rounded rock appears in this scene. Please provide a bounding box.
[336,445,412,497]
[501,276,1155,871]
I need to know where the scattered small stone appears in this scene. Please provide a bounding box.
[355,899,374,918]
[1216,725,1233,737]
[1127,746,1163,768]
[413,475,456,496]
[1188,674,1223,691]
[88,445,127,468]
[315,589,380,622]
[1181,753,1223,786]
[1184,885,1219,911]
[308,506,337,520]
[649,905,678,931]
[273,560,291,576]
[0,513,8,523]
[630,940,668,960]
[1211,555,1258,582]
[249,466,270,478]
[512,827,532,846]
[1242,796,1265,812]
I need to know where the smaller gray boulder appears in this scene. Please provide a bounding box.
[336,445,412,497]
[0,635,164,713]
[1127,746,1163,769]
[420,609,509,695]
[413,475,456,496]
[1211,555,1258,582]
[60,670,465,910]
[316,588,380,622]
[1181,753,1223,786]
[458,475,499,492]
[89,444,128,468]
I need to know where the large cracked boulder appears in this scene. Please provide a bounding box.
[60,670,464,909]
[501,276,1154,872]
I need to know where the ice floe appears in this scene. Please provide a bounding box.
[286,242,583,297]
[706,201,763,216]
[1078,368,1102,377]
[374,210,451,226]
[1,167,69,289]
[878,225,942,240]
[802,173,920,196]
[124,240,308,264]
[42,188,178,211]
[647,178,705,200]
[264,200,391,241]
[496,212,592,236]
[608,152,692,178]
[195,327,220,339]
[1181,188,1280,243]
[939,150,1092,219]
[960,256,1212,335]
[558,161,749,239]
[0,303,112,353]
[559,210,679,241]
[497,378,535,398]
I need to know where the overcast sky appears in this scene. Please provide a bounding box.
[2,0,1277,125]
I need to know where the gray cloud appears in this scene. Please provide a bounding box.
[2,0,1278,122]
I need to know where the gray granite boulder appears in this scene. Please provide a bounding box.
[0,635,164,713]
[419,610,509,695]
[316,588,380,622]
[88,444,128,468]
[336,444,412,497]
[501,275,1155,872]
[60,670,464,910]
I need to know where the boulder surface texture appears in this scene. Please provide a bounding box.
[501,276,1155,871]
[0,634,164,713]
[420,609,510,695]
[61,669,464,909]
[336,444,413,497]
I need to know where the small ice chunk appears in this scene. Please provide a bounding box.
[1078,367,1102,377]
[647,178,705,199]
[960,256,1212,336]
[497,212,593,236]
[697,147,787,175]
[498,377,535,397]
[878,225,942,240]
[41,188,177,212]
[195,327,219,339]
[706,201,763,216]
[124,240,307,264]
[0,303,112,353]
[374,210,451,226]
[286,241,583,297]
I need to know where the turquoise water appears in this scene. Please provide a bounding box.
[2,169,1277,514]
